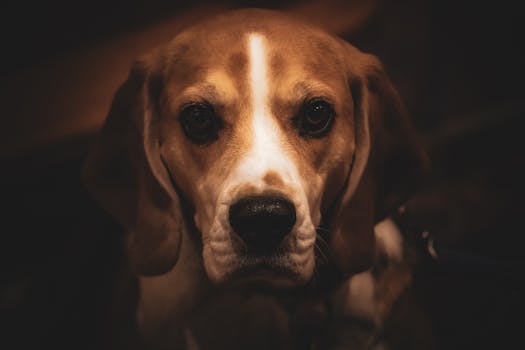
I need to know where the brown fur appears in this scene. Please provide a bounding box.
[82,8,428,349]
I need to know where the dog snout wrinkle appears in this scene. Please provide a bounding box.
[228,196,296,254]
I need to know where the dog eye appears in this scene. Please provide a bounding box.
[295,98,335,137]
[179,103,222,144]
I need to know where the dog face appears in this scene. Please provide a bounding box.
[83,9,428,287]
[158,20,355,286]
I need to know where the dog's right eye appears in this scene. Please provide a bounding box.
[179,103,222,144]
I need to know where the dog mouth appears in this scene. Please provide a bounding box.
[225,256,305,289]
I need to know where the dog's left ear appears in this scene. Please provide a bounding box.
[329,42,429,275]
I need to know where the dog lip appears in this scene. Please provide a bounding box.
[225,259,303,288]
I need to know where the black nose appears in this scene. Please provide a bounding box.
[228,196,296,253]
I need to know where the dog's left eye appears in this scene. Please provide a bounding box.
[295,98,335,137]
[179,103,222,144]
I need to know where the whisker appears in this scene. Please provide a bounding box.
[311,256,321,286]
[314,241,329,264]
[315,233,330,251]
[315,226,331,234]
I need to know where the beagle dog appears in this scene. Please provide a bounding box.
[83,9,429,349]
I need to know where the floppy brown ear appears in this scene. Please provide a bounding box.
[329,43,429,275]
[82,56,184,276]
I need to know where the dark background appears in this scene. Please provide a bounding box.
[1,1,524,349]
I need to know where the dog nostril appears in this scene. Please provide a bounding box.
[228,196,296,253]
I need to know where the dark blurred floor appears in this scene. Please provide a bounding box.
[1,1,524,349]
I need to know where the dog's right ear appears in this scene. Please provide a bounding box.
[82,55,184,276]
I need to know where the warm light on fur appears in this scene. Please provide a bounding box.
[82,8,428,349]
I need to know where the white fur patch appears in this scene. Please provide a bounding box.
[336,219,405,324]
[374,218,403,262]
[343,271,378,322]
[249,34,268,119]
[232,33,300,189]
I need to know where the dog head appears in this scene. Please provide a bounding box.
[83,9,428,288]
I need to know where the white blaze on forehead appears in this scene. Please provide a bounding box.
[233,33,298,186]
[249,34,268,114]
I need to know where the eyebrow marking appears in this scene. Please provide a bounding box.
[180,70,238,103]
[205,70,239,104]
